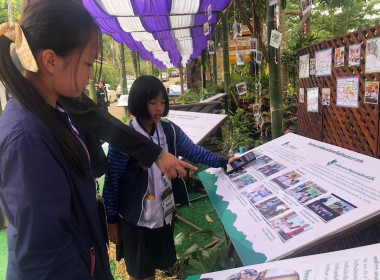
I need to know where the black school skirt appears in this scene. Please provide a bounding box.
[116,217,177,279]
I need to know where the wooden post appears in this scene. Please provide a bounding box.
[89,79,97,103]
[201,49,206,90]
[267,1,283,139]
[179,64,184,95]
[121,43,127,94]
[222,12,231,111]
[212,34,217,84]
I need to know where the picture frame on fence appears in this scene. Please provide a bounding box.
[310,58,316,75]
[250,38,258,52]
[236,82,248,96]
[307,87,319,113]
[203,22,210,36]
[208,40,215,55]
[365,37,380,73]
[364,81,379,104]
[348,43,361,67]
[322,88,330,106]
[299,54,309,78]
[236,52,245,66]
[256,51,263,64]
[334,46,345,68]
[336,76,359,108]
[315,48,332,77]
[299,88,305,103]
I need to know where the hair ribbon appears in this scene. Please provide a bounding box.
[0,22,38,73]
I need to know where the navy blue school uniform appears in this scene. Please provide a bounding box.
[0,99,113,279]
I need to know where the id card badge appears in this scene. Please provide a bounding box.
[161,185,175,221]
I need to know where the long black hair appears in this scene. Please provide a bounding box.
[0,0,101,177]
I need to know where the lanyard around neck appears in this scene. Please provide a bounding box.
[137,118,160,147]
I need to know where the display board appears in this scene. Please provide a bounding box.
[198,133,380,265]
[201,93,227,103]
[186,243,380,280]
[166,110,227,145]
[117,94,129,107]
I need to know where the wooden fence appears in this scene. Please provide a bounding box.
[297,25,380,158]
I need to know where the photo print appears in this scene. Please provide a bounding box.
[270,30,282,49]
[203,22,210,36]
[270,211,312,242]
[288,181,327,204]
[271,171,305,190]
[256,51,263,64]
[301,0,312,15]
[232,173,257,190]
[207,4,212,21]
[253,103,260,116]
[299,54,309,78]
[242,184,273,204]
[236,81,248,95]
[315,48,332,77]
[226,269,258,280]
[207,40,215,55]
[233,20,242,39]
[258,162,287,177]
[255,196,290,220]
[307,87,319,113]
[236,51,246,66]
[334,46,345,67]
[228,168,247,180]
[299,88,305,103]
[251,155,274,169]
[250,38,258,52]
[348,43,361,66]
[322,88,330,106]
[307,194,357,222]
[309,58,316,75]
[269,0,279,6]
[365,37,380,73]
[257,268,299,280]
[336,76,359,108]
[364,81,379,104]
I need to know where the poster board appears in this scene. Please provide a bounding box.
[166,110,227,145]
[117,94,129,107]
[198,133,380,265]
[201,93,227,103]
[186,243,380,280]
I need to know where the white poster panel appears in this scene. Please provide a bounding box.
[299,54,309,78]
[198,133,380,265]
[166,110,227,145]
[117,94,129,107]
[307,87,318,112]
[315,48,332,77]
[186,243,380,280]
[336,76,359,108]
[365,37,380,73]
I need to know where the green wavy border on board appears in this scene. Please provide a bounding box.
[198,171,267,266]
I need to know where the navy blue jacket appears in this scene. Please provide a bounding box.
[0,99,113,279]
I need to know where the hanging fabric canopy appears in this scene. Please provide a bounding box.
[83,0,233,68]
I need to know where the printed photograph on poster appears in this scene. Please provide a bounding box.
[207,40,215,54]
[334,46,345,67]
[307,194,357,222]
[236,82,248,95]
[207,4,212,21]
[288,181,327,204]
[251,155,274,169]
[255,196,290,220]
[250,38,258,52]
[270,211,312,242]
[226,269,259,280]
[307,87,319,113]
[203,22,209,36]
[228,168,247,180]
[236,51,246,66]
[336,76,359,108]
[233,20,242,39]
[232,173,257,190]
[299,88,305,103]
[256,51,263,64]
[315,48,332,77]
[364,81,379,104]
[309,58,316,75]
[271,171,305,190]
[242,185,273,204]
[348,43,361,66]
[299,54,309,78]
[258,161,287,177]
[270,30,282,49]
[301,0,312,15]
[269,0,279,6]
[365,37,380,73]
[322,88,330,106]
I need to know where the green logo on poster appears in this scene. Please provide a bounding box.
[282,142,289,146]
[327,159,337,166]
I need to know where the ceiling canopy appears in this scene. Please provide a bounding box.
[83,0,233,68]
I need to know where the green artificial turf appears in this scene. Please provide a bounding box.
[0,229,7,280]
